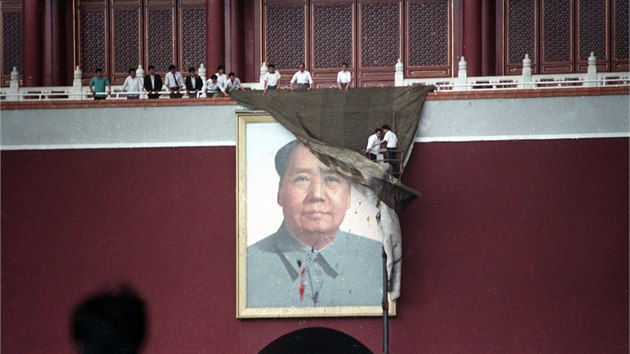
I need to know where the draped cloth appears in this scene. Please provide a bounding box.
[232,85,434,300]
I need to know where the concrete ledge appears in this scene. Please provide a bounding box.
[1,89,628,150]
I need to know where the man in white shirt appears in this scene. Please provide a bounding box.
[215,65,228,92]
[381,124,400,176]
[121,68,144,99]
[165,64,185,98]
[337,62,351,90]
[289,63,313,91]
[263,64,281,94]
[223,72,243,96]
[205,74,221,98]
[366,128,382,161]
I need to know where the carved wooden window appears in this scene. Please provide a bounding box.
[504,0,627,74]
[77,0,206,84]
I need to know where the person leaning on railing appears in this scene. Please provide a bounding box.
[144,65,163,99]
[165,64,185,98]
[89,68,110,100]
[205,74,222,98]
[185,66,203,98]
[263,64,281,95]
[121,68,144,99]
[289,63,314,91]
[222,72,245,96]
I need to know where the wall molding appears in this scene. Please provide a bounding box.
[2,93,628,150]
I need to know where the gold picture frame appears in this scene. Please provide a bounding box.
[237,113,395,318]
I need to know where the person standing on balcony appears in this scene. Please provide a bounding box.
[337,63,351,90]
[185,66,203,98]
[165,64,185,98]
[89,69,109,100]
[289,63,313,91]
[143,65,163,99]
[263,64,281,94]
[381,124,399,176]
[121,68,144,99]
[215,65,228,91]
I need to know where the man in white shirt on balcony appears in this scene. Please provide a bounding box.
[337,62,351,90]
[165,64,185,98]
[222,72,243,96]
[263,64,281,94]
[289,63,313,91]
[205,74,221,98]
[121,68,144,99]
[215,65,228,91]
[366,128,382,161]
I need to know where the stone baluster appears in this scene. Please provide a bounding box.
[394,58,404,87]
[8,66,19,101]
[259,62,268,90]
[136,65,145,98]
[136,64,144,78]
[586,52,597,87]
[455,56,467,91]
[71,66,83,100]
[199,64,207,94]
[521,54,532,89]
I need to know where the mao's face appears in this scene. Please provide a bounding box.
[278,145,351,238]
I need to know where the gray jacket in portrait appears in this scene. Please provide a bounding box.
[247,222,383,308]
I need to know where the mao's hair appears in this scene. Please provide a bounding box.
[274,140,301,178]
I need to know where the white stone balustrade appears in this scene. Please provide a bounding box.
[395,53,629,91]
[2,53,629,101]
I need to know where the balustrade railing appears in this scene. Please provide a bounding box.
[1,52,628,101]
[395,53,630,91]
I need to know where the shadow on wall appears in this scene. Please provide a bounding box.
[259,327,372,354]
[71,285,147,354]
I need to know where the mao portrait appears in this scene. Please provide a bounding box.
[244,138,383,310]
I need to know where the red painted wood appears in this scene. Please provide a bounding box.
[22,0,44,86]
[206,0,225,75]
[462,0,483,76]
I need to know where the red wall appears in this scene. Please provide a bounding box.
[2,139,628,353]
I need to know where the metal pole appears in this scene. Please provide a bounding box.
[382,246,389,354]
